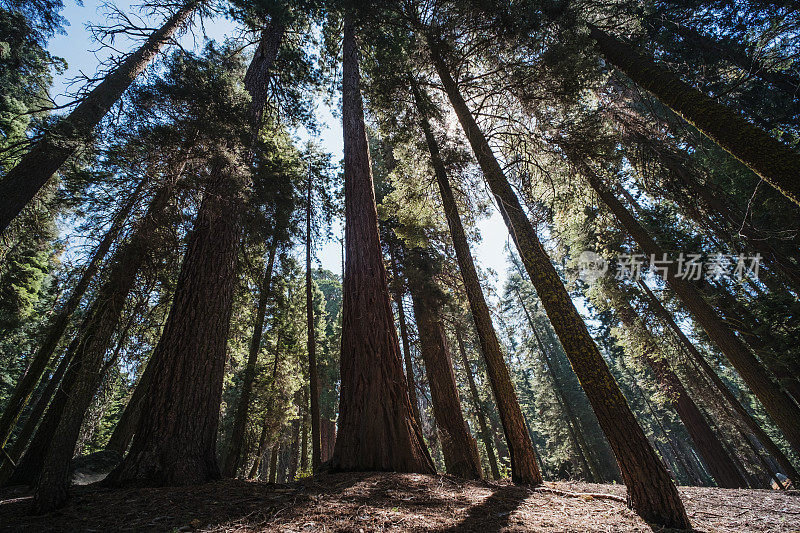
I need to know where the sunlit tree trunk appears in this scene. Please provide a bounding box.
[588,24,800,207]
[426,36,689,528]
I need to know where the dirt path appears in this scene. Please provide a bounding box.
[1,472,798,531]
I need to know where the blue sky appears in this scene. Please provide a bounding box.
[48,0,512,295]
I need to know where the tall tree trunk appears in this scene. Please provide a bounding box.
[249,330,283,479]
[306,178,321,473]
[581,165,800,457]
[32,176,179,511]
[659,19,800,97]
[0,350,70,484]
[0,176,144,450]
[329,17,434,474]
[411,79,541,485]
[408,280,482,479]
[106,8,285,489]
[613,294,748,488]
[426,37,689,528]
[587,24,800,207]
[223,233,279,477]
[455,328,501,480]
[636,279,800,485]
[388,245,421,425]
[0,1,200,234]
[104,167,240,489]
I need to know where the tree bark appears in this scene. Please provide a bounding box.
[0,0,200,234]
[300,388,309,471]
[223,232,279,477]
[329,17,434,474]
[409,281,482,479]
[455,328,501,480]
[306,177,321,473]
[426,36,689,528]
[588,24,800,207]
[32,176,179,511]
[104,166,240,489]
[411,78,541,485]
[636,279,800,485]
[581,165,800,458]
[0,176,144,450]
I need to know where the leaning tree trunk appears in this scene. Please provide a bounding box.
[636,279,800,485]
[0,175,145,449]
[0,350,70,484]
[411,79,541,484]
[32,176,180,511]
[306,178,322,473]
[388,244,422,425]
[613,293,748,488]
[103,165,240,489]
[581,164,800,457]
[223,232,279,477]
[0,0,200,234]
[328,17,434,474]
[408,277,482,480]
[587,24,800,207]
[426,35,689,528]
[454,328,501,480]
[105,356,156,455]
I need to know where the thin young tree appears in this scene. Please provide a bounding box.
[306,170,322,472]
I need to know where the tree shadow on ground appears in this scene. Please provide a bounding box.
[438,483,528,532]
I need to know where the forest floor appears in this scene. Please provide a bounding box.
[1,472,798,532]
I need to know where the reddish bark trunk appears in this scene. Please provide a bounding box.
[329,17,434,474]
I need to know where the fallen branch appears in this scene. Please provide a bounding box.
[532,486,627,503]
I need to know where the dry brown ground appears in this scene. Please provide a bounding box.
[1,472,798,532]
